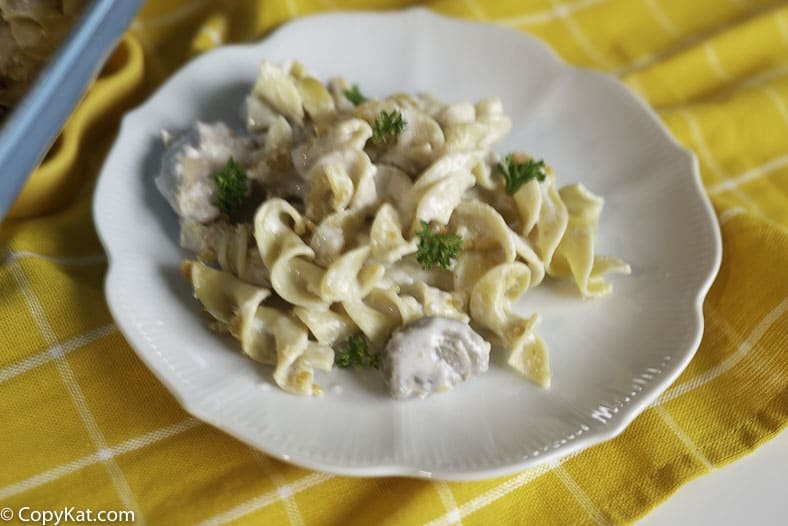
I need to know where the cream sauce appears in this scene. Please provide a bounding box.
[381,316,490,399]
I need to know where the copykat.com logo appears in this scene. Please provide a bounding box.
[0,506,135,525]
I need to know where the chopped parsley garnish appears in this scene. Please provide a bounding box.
[335,334,380,369]
[342,84,367,106]
[495,154,547,195]
[212,157,248,214]
[371,110,406,144]
[416,221,463,271]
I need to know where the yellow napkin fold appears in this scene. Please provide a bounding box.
[2,1,786,524]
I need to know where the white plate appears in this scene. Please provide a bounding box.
[94,8,721,480]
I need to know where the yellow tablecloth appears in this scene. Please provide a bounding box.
[2,1,787,524]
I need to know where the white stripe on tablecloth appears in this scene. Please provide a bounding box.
[1,250,106,267]
[758,85,788,127]
[705,304,786,392]
[547,0,614,69]
[196,26,223,46]
[497,0,605,27]
[704,43,732,83]
[642,0,681,38]
[654,406,714,470]
[717,207,745,226]
[250,450,308,526]
[733,65,788,92]
[434,481,463,525]
[616,3,785,76]
[653,299,788,406]
[0,323,117,383]
[0,418,200,500]
[555,465,613,526]
[196,473,334,526]
[423,462,559,526]
[462,0,488,21]
[708,154,788,195]
[286,0,298,19]
[674,108,726,180]
[672,108,763,213]
[777,10,788,45]
[7,252,144,522]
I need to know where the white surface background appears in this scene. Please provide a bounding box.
[639,430,786,525]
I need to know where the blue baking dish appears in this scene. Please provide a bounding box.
[0,0,143,219]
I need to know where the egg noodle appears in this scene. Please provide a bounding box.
[157,60,630,397]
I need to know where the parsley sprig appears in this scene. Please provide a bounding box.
[342,84,367,106]
[416,221,463,271]
[212,157,248,214]
[495,154,547,195]
[372,110,406,144]
[335,334,380,369]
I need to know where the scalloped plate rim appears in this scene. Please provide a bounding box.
[94,8,722,480]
